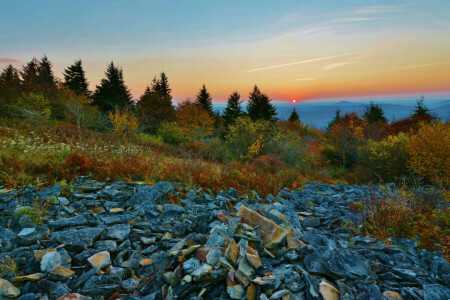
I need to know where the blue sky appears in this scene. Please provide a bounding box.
[1,0,450,101]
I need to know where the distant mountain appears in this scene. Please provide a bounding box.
[213,99,450,128]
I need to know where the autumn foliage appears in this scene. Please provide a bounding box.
[175,100,215,139]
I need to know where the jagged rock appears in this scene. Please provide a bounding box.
[40,251,62,272]
[104,224,130,241]
[87,251,111,269]
[17,226,49,246]
[383,291,402,300]
[237,205,288,249]
[12,273,45,283]
[323,249,376,280]
[319,280,340,300]
[50,265,75,281]
[0,278,21,298]
[48,215,87,230]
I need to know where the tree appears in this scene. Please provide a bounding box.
[0,65,22,113]
[363,101,387,123]
[109,106,138,137]
[247,85,277,121]
[20,57,40,94]
[195,84,213,115]
[288,108,300,122]
[92,62,132,113]
[325,113,365,168]
[326,109,342,132]
[63,59,90,97]
[223,91,243,128]
[37,55,57,96]
[412,96,430,117]
[176,99,215,139]
[137,92,175,133]
[158,72,172,99]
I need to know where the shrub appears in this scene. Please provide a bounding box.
[408,122,450,185]
[176,99,215,139]
[135,133,164,147]
[324,113,365,168]
[358,133,409,183]
[157,121,186,145]
[381,114,434,137]
[109,107,138,137]
[226,116,279,161]
[14,93,51,119]
[250,154,287,174]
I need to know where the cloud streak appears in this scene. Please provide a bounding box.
[354,5,399,15]
[293,77,318,82]
[330,17,379,23]
[0,58,21,63]
[323,61,353,71]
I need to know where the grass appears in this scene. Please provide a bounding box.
[0,118,340,196]
[0,257,19,277]
[355,188,449,253]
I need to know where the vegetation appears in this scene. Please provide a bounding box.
[0,55,448,253]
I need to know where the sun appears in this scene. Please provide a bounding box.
[292,99,297,103]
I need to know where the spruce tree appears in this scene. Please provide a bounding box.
[92,62,132,113]
[195,84,213,115]
[143,86,152,96]
[223,91,243,127]
[363,101,387,123]
[247,85,277,121]
[63,59,90,97]
[288,108,300,122]
[20,57,40,94]
[37,55,57,91]
[326,109,342,131]
[412,96,430,117]
[0,65,22,100]
[150,76,161,94]
[158,72,172,99]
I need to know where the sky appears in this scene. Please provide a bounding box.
[1,0,450,103]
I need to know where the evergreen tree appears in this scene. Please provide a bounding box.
[223,91,243,127]
[195,84,213,115]
[37,55,57,90]
[158,72,172,99]
[412,96,430,117]
[363,101,387,123]
[326,109,342,132]
[247,85,277,121]
[137,92,175,133]
[288,108,300,122]
[63,59,90,97]
[150,76,161,94]
[143,86,152,96]
[20,57,40,93]
[0,65,22,100]
[92,62,132,113]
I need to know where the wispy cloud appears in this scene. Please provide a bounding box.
[293,77,318,82]
[0,58,21,63]
[245,37,410,73]
[245,52,355,73]
[330,17,379,23]
[323,61,353,71]
[374,62,450,73]
[354,5,399,15]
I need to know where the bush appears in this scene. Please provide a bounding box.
[358,133,409,183]
[250,154,287,174]
[408,121,450,185]
[14,93,51,119]
[175,99,215,139]
[109,107,138,137]
[135,133,164,147]
[157,121,186,145]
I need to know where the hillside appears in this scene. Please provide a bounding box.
[0,177,448,299]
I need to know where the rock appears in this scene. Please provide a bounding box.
[50,265,75,281]
[87,251,111,269]
[40,251,62,272]
[237,205,289,249]
[121,278,140,293]
[56,293,92,300]
[227,283,244,299]
[110,208,124,213]
[319,280,340,300]
[270,290,289,299]
[423,284,450,300]
[0,278,21,298]
[48,215,87,230]
[17,226,49,246]
[323,249,376,280]
[12,273,45,283]
[382,290,403,300]
[206,232,226,247]
[104,224,130,241]
[191,263,212,280]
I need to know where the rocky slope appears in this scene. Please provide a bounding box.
[0,176,448,300]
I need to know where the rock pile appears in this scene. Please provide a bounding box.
[0,176,449,299]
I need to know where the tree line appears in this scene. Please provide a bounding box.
[0,56,285,134]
